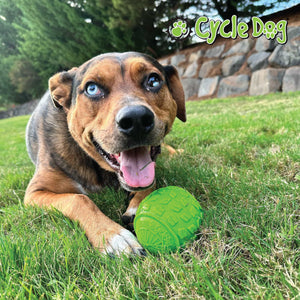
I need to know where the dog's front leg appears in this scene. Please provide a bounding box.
[122,185,155,229]
[25,178,144,256]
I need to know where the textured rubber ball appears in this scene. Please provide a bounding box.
[134,186,203,254]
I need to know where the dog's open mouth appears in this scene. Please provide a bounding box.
[93,140,161,189]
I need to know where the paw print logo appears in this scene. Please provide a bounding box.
[171,21,187,38]
[167,17,191,41]
[263,21,277,39]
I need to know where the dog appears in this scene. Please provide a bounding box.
[25,52,186,255]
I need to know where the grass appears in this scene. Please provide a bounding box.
[0,92,299,299]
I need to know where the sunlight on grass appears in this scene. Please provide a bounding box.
[0,92,299,298]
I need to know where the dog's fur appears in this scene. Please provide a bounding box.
[25,52,186,255]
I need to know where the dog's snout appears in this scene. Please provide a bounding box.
[116,106,154,137]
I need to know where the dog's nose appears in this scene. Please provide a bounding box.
[116,106,154,137]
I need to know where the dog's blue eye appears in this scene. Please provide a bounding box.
[85,83,103,97]
[146,73,162,91]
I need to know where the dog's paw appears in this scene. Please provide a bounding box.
[98,228,145,256]
[122,207,138,232]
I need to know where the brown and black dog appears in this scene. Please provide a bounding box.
[25,52,186,255]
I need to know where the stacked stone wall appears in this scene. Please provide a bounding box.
[159,26,300,100]
[1,7,299,119]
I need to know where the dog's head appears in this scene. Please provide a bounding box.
[49,52,186,191]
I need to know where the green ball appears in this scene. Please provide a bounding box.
[134,186,203,254]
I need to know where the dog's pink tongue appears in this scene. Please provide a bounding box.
[119,147,155,188]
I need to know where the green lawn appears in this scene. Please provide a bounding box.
[0,92,299,299]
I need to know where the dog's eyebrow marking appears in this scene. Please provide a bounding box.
[109,57,125,79]
[98,57,126,80]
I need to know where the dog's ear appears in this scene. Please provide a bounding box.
[49,67,77,109]
[164,65,186,122]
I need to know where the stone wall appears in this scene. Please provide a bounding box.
[159,23,300,100]
[1,7,299,120]
[0,99,40,120]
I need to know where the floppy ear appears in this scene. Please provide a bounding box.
[164,65,186,122]
[48,67,77,109]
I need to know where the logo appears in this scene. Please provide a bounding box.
[166,16,288,45]
[167,17,192,41]
[252,17,286,42]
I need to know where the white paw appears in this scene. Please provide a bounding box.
[105,229,145,256]
[125,207,138,217]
